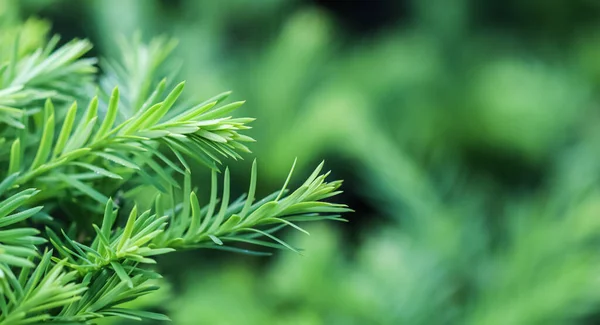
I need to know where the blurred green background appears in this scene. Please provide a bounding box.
[8,0,600,323]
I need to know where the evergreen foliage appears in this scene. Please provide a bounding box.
[0,18,348,324]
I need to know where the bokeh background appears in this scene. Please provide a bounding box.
[7,0,600,324]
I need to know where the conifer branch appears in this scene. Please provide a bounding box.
[0,26,348,324]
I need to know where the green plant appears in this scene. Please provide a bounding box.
[0,20,349,324]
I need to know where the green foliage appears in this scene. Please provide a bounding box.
[0,14,347,324]
[0,37,95,109]
[7,0,600,324]
[69,0,600,324]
